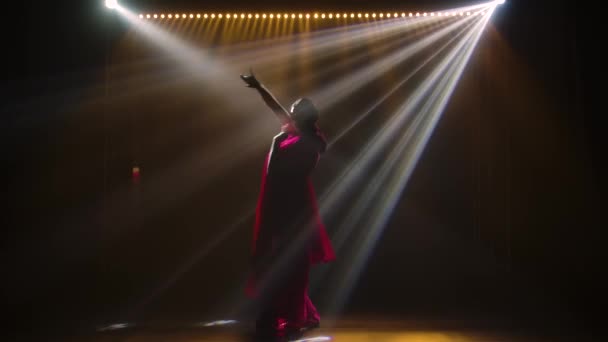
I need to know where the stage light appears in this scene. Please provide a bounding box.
[409,12,413,17]
[431,12,435,16]
[365,13,369,18]
[467,11,471,16]
[218,13,223,18]
[379,13,383,18]
[196,13,200,18]
[153,14,157,18]
[227,13,231,18]
[299,13,303,18]
[234,13,237,18]
[423,12,427,16]
[372,13,376,18]
[357,13,362,18]
[262,13,266,18]
[416,12,420,17]
[255,13,259,18]
[343,13,347,18]
[160,14,165,18]
[291,13,295,18]
[394,12,398,17]
[146,14,150,19]
[321,13,325,19]
[496,0,506,4]
[329,13,333,19]
[204,13,208,18]
[211,13,215,18]
[247,14,252,18]
[269,13,273,18]
[175,13,179,18]
[189,14,193,18]
[314,13,318,19]
[306,14,310,18]
[240,13,245,18]
[105,0,118,9]
[351,13,355,18]
[459,12,464,16]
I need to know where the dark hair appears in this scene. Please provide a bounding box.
[290,98,319,130]
[290,98,327,153]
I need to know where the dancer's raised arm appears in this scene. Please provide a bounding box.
[240,70,291,124]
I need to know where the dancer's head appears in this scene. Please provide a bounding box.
[289,98,319,132]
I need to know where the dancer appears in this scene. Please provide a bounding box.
[241,70,335,340]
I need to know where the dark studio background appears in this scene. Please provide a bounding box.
[1,0,604,337]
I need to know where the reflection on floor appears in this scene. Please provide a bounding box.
[28,315,589,342]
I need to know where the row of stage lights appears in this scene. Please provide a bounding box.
[137,11,487,20]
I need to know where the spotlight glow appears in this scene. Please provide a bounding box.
[496,0,506,4]
[292,13,296,18]
[153,14,157,18]
[105,0,118,9]
[189,14,193,18]
[146,14,150,19]
[204,13,208,18]
[160,14,165,18]
[138,14,143,19]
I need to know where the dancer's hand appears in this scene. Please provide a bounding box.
[240,69,261,88]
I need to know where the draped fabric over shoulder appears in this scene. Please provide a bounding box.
[247,133,335,300]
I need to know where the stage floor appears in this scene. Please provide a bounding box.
[26,316,599,342]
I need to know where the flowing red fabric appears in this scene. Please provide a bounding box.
[246,133,335,299]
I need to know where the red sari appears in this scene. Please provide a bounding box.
[247,132,334,330]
